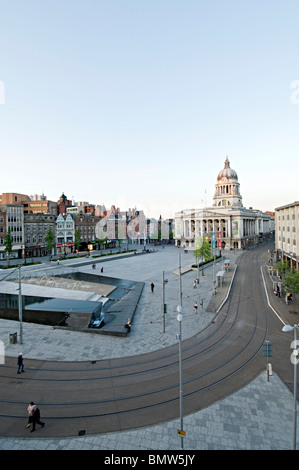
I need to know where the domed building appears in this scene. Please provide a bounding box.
[174,157,273,251]
[213,157,242,208]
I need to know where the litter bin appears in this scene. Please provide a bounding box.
[9,332,17,344]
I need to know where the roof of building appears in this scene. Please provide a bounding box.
[217,157,238,181]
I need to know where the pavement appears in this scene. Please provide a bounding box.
[0,244,297,450]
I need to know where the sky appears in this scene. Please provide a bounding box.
[0,0,298,219]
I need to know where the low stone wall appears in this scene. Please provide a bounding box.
[0,306,67,327]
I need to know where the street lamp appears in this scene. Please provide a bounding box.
[18,266,23,344]
[162,271,168,333]
[282,324,298,450]
[177,305,184,449]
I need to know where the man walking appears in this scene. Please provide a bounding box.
[17,353,24,374]
[30,404,45,432]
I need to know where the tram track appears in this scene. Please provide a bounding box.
[0,247,270,437]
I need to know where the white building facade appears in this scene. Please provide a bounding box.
[275,201,299,271]
[56,213,75,255]
[175,157,273,251]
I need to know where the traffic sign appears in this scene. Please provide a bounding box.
[177,429,186,437]
[263,343,273,357]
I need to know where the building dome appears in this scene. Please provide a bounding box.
[213,157,242,208]
[217,157,238,182]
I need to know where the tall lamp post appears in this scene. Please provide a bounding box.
[177,305,184,449]
[18,266,23,344]
[161,271,168,333]
[282,324,298,450]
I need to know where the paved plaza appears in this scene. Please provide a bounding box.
[0,245,296,450]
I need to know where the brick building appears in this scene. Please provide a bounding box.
[71,213,101,252]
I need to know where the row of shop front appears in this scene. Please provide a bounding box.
[0,240,118,261]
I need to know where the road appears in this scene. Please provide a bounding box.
[0,244,295,438]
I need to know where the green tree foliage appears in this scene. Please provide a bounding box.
[284,270,299,313]
[74,228,81,253]
[194,236,212,275]
[45,228,55,260]
[275,260,289,277]
[4,227,13,267]
[97,238,106,253]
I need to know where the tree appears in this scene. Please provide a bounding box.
[275,260,289,277]
[194,236,212,276]
[117,238,123,252]
[97,238,106,254]
[284,270,299,314]
[4,227,13,267]
[45,228,55,260]
[74,228,81,254]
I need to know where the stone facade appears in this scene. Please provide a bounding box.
[175,157,273,251]
[0,204,25,259]
[275,201,299,271]
[56,214,75,255]
[24,213,56,258]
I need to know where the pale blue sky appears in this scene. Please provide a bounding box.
[0,0,298,218]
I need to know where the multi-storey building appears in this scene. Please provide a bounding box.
[0,193,29,259]
[24,213,56,258]
[0,204,25,259]
[0,193,30,205]
[275,201,299,271]
[57,193,72,215]
[55,213,75,256]
[23,199,58,215]
[71,213,101,252]
[67,204,95,215]
[0,210,7,253]
[175,157,273,251]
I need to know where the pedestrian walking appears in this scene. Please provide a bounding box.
[101,266,103,273]
[26,402,35,428]
[193,280,197,288]
[17,353,24,374]
[200,298,203,310]
[30,404,45,432]
[151,282,155,293]
[194,302,198,314]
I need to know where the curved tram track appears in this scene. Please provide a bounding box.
[0,248,270,438]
